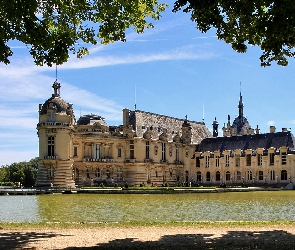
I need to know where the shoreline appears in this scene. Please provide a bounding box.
[1,223,295,249]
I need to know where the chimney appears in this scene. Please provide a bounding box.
[270,126,276,133]
[282,128,288,132]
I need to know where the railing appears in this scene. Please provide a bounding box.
[44,155,58,160]
[144,159,154,163]
[38,122,70,127]
[125,159,136,163]
[83,158,115,162]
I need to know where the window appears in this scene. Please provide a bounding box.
[118,148,122,158]
[176,145,180,162]
[196,157,200,168]
[162,143,166,161]
[106,169,110,179]
[117,167,123,181]
[95,168,100,178]
[246,154,251,166]
[235,155,240,167]
[225,155,230,167]
[259,171,263,181]
[48,136,54,157]
[130,140,134,159]
[216,171,220,181]
[206,172,210,182]
[281,170,287,180]
[93,144,100,159]
[247,171,252,181]
[147,169,151,183]
[215,155,220,167]
[146,141,150,159]
[205,155,210,168]
[270,170,275,180]
[196,171,202,182]
[236,171,241,181]
[86,169,90,179]
[281,152,287,165]
[269,153,274,165]
[226,171,231,181]
[74,167,79,180]
[73,146,78,157]
[257,154,262,166]
[47,165,54,180]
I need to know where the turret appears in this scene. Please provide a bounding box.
[212,117,219,137]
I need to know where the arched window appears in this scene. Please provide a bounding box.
[270,170,275,181]
[247,171,252,181]
[74,167,79,180]
[206,172,210,182]
[196,171,202,182]
[236,171,241,181]
[216,171,220,181]
[226,171,231,181]
[281,170,288,180]
[95,168,100,178]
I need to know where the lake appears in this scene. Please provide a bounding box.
[1,191,295,223]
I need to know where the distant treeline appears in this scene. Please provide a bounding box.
[0,158,38,187]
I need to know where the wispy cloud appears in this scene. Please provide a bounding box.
[60,45,215,70]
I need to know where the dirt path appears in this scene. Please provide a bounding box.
[1,225,295,249]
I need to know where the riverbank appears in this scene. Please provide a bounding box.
[1,222,295,249]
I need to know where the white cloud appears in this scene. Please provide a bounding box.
[60,45,215,70]
[267,121,275,126]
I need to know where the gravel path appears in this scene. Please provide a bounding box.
[1,224,295,249]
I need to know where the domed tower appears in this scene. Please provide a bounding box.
[37,81,76,187]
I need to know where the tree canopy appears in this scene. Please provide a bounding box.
[1,0,166,66]
[1,1,295,66]
[173,0,295,66]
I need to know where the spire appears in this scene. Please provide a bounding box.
[238,82,243,118]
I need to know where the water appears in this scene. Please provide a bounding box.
[1,191,295,223]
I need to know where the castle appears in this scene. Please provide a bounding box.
[36,82,295,188]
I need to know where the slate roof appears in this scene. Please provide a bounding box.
[40,96,70,115]
[196,132,295,153]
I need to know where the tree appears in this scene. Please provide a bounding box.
[173,0,295,66]
[1,0,167,66]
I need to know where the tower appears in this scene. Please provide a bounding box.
[36,81,76,187]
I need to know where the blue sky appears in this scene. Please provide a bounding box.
[1,2,295,166]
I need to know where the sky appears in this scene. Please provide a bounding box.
[1,1,295,166]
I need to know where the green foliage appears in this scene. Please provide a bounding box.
[139,182,145,187]
[99,183,105,188]
[173,0,295,66]
[124,182,129,189]
[0,0,167,66]
[0,158,38,186]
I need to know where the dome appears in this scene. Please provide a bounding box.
[77,114,108,126]
[40,96,70,115]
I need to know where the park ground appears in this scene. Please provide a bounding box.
[0,223,295,249]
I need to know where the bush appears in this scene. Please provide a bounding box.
[139,182,145,187]
[124,182,129,189]
[99,183,105,188]
[114,183,118,188]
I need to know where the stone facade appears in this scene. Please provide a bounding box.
[37,83,295,188]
